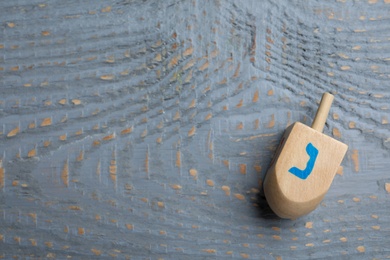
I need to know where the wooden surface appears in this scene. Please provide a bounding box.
[1,0,390,259]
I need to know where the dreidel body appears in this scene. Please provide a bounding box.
[263,93,348,219]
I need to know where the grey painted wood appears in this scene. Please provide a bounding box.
[1,0,390,259]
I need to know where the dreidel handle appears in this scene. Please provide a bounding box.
[311,93,334,132]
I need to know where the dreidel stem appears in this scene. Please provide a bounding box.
[311,92,334,132]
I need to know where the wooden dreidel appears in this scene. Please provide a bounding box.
[263,93,348,219]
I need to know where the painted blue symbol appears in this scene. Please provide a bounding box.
[288,143,318,180]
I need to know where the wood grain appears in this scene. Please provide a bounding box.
[1,0,390,259]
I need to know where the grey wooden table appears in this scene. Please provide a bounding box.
[1,0,390,259]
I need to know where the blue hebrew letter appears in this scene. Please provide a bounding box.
[288,143,318,180]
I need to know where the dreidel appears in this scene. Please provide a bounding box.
[263,93,348,219]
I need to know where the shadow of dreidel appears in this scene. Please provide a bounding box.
[263,93,348,219]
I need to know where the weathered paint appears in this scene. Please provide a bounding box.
[0,0,390,259]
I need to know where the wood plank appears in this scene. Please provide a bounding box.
[1,0,390,258]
